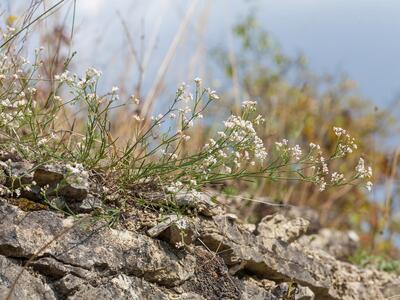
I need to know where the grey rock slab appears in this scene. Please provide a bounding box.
[140,190,222,217]
[147,215,198,246]
[54,273,86,297]
[30,256,94,279]
[67,274,170,300]
[174,191,221,216]
[198,215,400,300]
[34,164,89,201]
[256,213,310,243]
[240,278,279,300]
[0,198,399,300]
[73,193,103,212]
[271,282,315,300]
[0,199,195,287]
[34,164,65,186]
[3,160,34,187]
[147,215,179,237]
[0,255,57,300]
[296,228,359,260]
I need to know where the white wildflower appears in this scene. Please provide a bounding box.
[130,95,140,105]
[275,139,288,148]
[224,166,232,174]
[85,67,102,79]
[208,89,220,100]
[331,172,345,184]
[290,145,302,161]
[355,158,372,178]
[309,143,321,150]
[333,127,347,137]
[241,100,257,111]
[316,177,327,191]
[366,181,373,192]
[217,131,226,138]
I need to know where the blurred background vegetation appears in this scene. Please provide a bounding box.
[2,0,400,264]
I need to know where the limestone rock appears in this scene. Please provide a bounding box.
[147,215,179,237]
[271,282,315,300]
[0,162,91,203]
[0,198,399,300]
[174,191,221,216]
[0,255,57,300]
[34,164,89,201]
[297,228,359,260]
[241,277,278,300]
[70,193,103,212]
[67,275,169,300]
[182,247,242,300]
[147,214,197,246]
[257,213,310,243]
[0,200,196,287]
[197,214,400,299]
[135,189,222,217]
[2,160,34,187]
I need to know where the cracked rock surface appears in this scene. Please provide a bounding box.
[0,195,399,299]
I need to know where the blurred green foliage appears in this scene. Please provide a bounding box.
[350,249,400,274]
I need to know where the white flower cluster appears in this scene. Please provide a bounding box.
[275,139,288,148]
[0,52,40,130]
[192,107,267,178]
[54,70,75,84]
[309,143,321,151]
[241,100,257,111]
[272,126,373,192]
[331,172,345,184]
[223,114,268,161]
[275,139,303,161]
[291,145,302,161]
[333,126,347,137]
[315,176,327,191]
[333,127,358,157]
[355,158,372,179]
[355,158,373,191]
[207,88,220,100]
[85,67,102,79]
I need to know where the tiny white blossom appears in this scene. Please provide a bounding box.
[208,89,220,100]
[333,127,347,137]
[331,172,345,184]
[366,181,373,192]
[241,100,257,111]
[355,158,372,178]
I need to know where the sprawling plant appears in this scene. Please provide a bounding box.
[0,43,372,200]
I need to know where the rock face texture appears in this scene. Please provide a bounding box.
[0,196,399,300]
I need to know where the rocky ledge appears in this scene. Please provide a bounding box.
[0,161,399,299]
[0,156,400,300]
